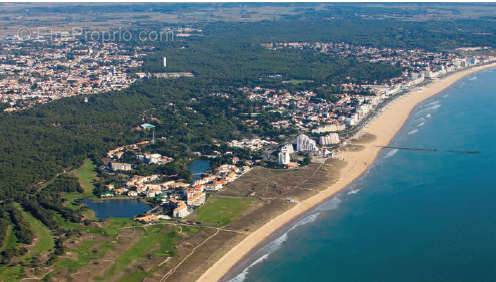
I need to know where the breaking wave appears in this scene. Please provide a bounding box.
[417,122,425,127]
[316,196,342,212]
[384,148,399,159]
[229,211,322,282]
[423,100,440,107]
[424,104,441,111]
[415,116,426,122]
[347,189,361,195]
[229,253,270,282]
[408,129,419,135]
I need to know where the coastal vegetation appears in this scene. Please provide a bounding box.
[193,196,256,227]
[1,3,496,281]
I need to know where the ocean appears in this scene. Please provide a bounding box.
[228,68,496,282]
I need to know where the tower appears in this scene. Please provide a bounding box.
[278,150,290,165]
[163,56,167,68]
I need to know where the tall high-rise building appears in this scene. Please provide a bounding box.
[296,134,318,152]
[319,133,340,145]
[278,149,290,165]
[281,144,294,154]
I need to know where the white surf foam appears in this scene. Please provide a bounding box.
[425,113,432,119]
[229,211,322,282]
[424,100,440,107]
[408,129,419,135]
[229,254,270,282]
[425,104,441,111]
[415,116,426,122]
[417,122,425,127]
[315,196,342,212]
[415,103,441,116]
[347,189,361,195]
[469,76,478,80]
[384,148,399,159]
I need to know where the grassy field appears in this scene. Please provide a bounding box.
[0,225,17,251]
[76,158,97,194]
[0,205,54,281]
[14,203,55,261]
[64,158,98,218]
[96,225,177,281]
[193,196,256,227]
[44,218,140,280]
[0,265,24,281]
[282,79,314,85]
[94,217,140,236]
[55,239,115,273]
[116,270,148,282]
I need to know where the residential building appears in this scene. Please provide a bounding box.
[111,162,132,171]
[296,134,319,152]
[171,199,190,218]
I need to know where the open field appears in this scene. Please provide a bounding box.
[96,225,177,281]
[76,159,97,194]
[19,206,54,260]
[192,196,256,227]
[0,204,54,280]
[65,158,98,218]
[0,225,17,251]
[11,203,54,262]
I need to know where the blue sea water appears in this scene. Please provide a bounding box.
[229,69,496,282]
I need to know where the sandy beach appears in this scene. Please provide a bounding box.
[196,62,496,282]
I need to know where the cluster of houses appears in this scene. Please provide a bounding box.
[101,159,252,221]
[0,35,151,111]
[246,42,496,168]
[92,40,495,222]
[105,139,174,172]
[228,138,278,151]
[263,41,490,78]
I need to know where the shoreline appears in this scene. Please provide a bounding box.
[196,62,496,282]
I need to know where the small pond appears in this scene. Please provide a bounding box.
[82,199,151,219]
[188,160,211,182]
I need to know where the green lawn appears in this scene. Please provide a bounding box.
[55,239,116,273]
[76,158,97,194]
[0,265,24,281]
[193,196,256,226]
[96,225,176,281]
[64,158,98,218]
[13,203,54,260]
[49,218,139,278]
[116,270,148,282]
[95,218,139,237]
[282,79,314,85]
[0,204,55,280]
[0,225,17,251]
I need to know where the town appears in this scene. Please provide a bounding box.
[0,33,152,110]
[90,41,496,223]
[0,26,202,111]
[2,33,495,223]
